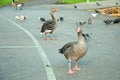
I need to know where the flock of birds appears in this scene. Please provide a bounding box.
[12,0,120,75]
[103,18,120,25]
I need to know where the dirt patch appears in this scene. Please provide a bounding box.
[87,6,120,17]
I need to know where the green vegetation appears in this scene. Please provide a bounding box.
[57,0,101,4]
[0,0,28,7]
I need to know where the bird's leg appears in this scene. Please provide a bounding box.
[44,33,49,40]
[50,33,56,40]
[73,59,80,71]
[20,6,22,10]
[68,60,74,75]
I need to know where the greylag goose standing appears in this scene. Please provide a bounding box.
[59,27,88,75]
[40,8,59,40]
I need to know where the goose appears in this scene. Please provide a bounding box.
[12,0,24,10]
[59,27,88,75]
[40,8,59,40]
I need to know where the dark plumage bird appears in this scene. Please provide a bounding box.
[115,2,119,5]
[40,8,59,40]
[113,18,120,24]
[82,33,92,41]
[79,21,87,26]
[103,19,113,25]
[59,17,64,22]
[76,21,86,26]
[74,5,77,9]
[59,27,88,75]
[95,9,101,13]
[12,0,24,10]
[39,17,46,22]
[96,2,101,6]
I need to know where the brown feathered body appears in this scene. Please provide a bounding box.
[40,8,59,40]
[59,27,88,74]
[59,29,87,60]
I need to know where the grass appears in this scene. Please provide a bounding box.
[57,0,102,4]
[0,0,29,7]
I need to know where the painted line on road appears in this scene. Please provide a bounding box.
[0,46,38,49]
[0,15,56,80]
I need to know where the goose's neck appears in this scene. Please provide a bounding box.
[50,12,56,21]
[77,32,83,44]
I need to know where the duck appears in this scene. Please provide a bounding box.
[15,15,27,21]
[40,8,59,40]
[59,27,88,75]
[12,0,24,10]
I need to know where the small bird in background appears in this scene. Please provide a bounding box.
[103,19,113,25]
[91,13,98,18]
[96,1,101,6]
[95,9,101,13]
[74,5,77,9]
[12,0,24,10]
[59,17,64,22]
[39,17,46,22]
[113,18,120,24]
[115,2,119,5]
[82,32,92,41]
[79,21,87,26]
[88,17,92,27]
[15,15,27,21]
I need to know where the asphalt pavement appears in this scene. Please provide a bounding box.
[0,0,120,80]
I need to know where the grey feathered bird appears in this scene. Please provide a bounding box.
[103,19,113,25]
[113,18,120,24]
[59,17,64,22]
[40,8,59,40]
[59,27,88,75]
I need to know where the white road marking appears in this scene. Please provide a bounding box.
[0,15,56,80]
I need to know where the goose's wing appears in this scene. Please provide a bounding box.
[59,42,76,54]
[41,20,55,33]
